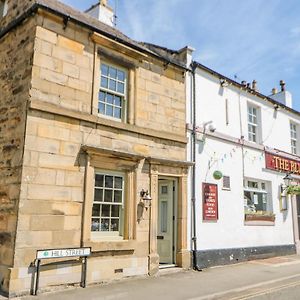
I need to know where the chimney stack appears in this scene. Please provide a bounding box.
[85,0,115,27]
[269,80,292,108]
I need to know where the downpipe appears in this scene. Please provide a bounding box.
[191,62,202,271]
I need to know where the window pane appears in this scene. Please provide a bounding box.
[105,176,114,188]
[99,91,106,101]
[94,189,103,202]
[114,96,121,107]
[101,219,109,231]
[104,190,113,202]
[107,93,114,104]
[99,102,105,114]
[109,67,117,78]
[115,176,123,189]
[114,190,122,203]
[117,82,124,94]
[114,108,121,119]
[111,205,120,217]
[111,219,119,231]
[101,76,108,88]
[109,79,116,91]
[101,64,109,76]
[117,70,125,81]
[91,219,100,231]
[106,105,113,117]
[101,204,110,217]
[92,204,100,217]
[95,174,104,187]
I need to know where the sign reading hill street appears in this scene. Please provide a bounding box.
[36,247,91,259]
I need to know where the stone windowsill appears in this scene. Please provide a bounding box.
[83,239,136,253]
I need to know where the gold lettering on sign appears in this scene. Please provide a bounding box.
[279,159,285,170]
[284,160,290,171]
[291,162,297,173]
[274,156,280,169]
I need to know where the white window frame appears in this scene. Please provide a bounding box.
[290,122,297,155]
[91,170,125,241]
[0,0,7,18]
[247,104,259,143]
[98,61,128,122]
[244,179,272,214]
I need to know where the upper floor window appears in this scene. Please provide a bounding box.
[290,122,297,155]
[91,171,124,239]
[0,0,7,18]
[99,62,127,121]
[247,104,259,143]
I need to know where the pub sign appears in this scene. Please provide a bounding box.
[202,183,218,221]
[265,152,300,175]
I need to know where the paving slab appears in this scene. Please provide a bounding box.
[14,255,300,300]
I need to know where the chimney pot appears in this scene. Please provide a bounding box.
[272,88,277,94]
[252,80,258,91]
[280,80,286,92]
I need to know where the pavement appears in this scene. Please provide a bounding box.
[15,255,300,300]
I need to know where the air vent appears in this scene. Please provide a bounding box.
[223,176,231,190]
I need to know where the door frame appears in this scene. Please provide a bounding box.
[157,177,178,265]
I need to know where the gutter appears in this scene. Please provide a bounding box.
[0,3,188,72]
[190,61,202,271]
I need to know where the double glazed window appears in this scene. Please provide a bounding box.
[247,105,258,142]
[98,63,127,120]
[244,180,272,214]
[290,122,297,155]
[91,172,124,237]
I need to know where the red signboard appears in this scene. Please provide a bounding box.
[265,152,300,175]
[202,183,218,221]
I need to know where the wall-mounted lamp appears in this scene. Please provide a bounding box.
[283,173,293,187]
[195,121,216,141]
[220,78,229,87]
[140,189,152,210]
[280,173,293,211]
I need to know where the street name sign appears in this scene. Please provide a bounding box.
[36,247,91,259]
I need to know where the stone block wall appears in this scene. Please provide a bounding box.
[0,16,35,293]
[1,4,187,296]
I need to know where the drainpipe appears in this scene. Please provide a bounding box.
[190,61,202,271]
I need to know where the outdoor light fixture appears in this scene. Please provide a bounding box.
[283,173,293,187]
[195,121,216,141]
[140,189,152,209]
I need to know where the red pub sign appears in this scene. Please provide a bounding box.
[202,183,218,221]
[265,151,300,175]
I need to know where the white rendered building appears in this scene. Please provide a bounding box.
[186,54,300,268]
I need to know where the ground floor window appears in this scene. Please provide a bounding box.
[91,171,125,238]
[244,179,273,216]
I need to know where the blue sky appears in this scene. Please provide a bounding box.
[62,0,300,111]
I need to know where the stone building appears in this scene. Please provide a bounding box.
[0,0,191,296]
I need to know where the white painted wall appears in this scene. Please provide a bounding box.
[187,66,299,251]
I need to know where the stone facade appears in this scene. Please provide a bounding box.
[0,9,36,293]
[0,1,189,296]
